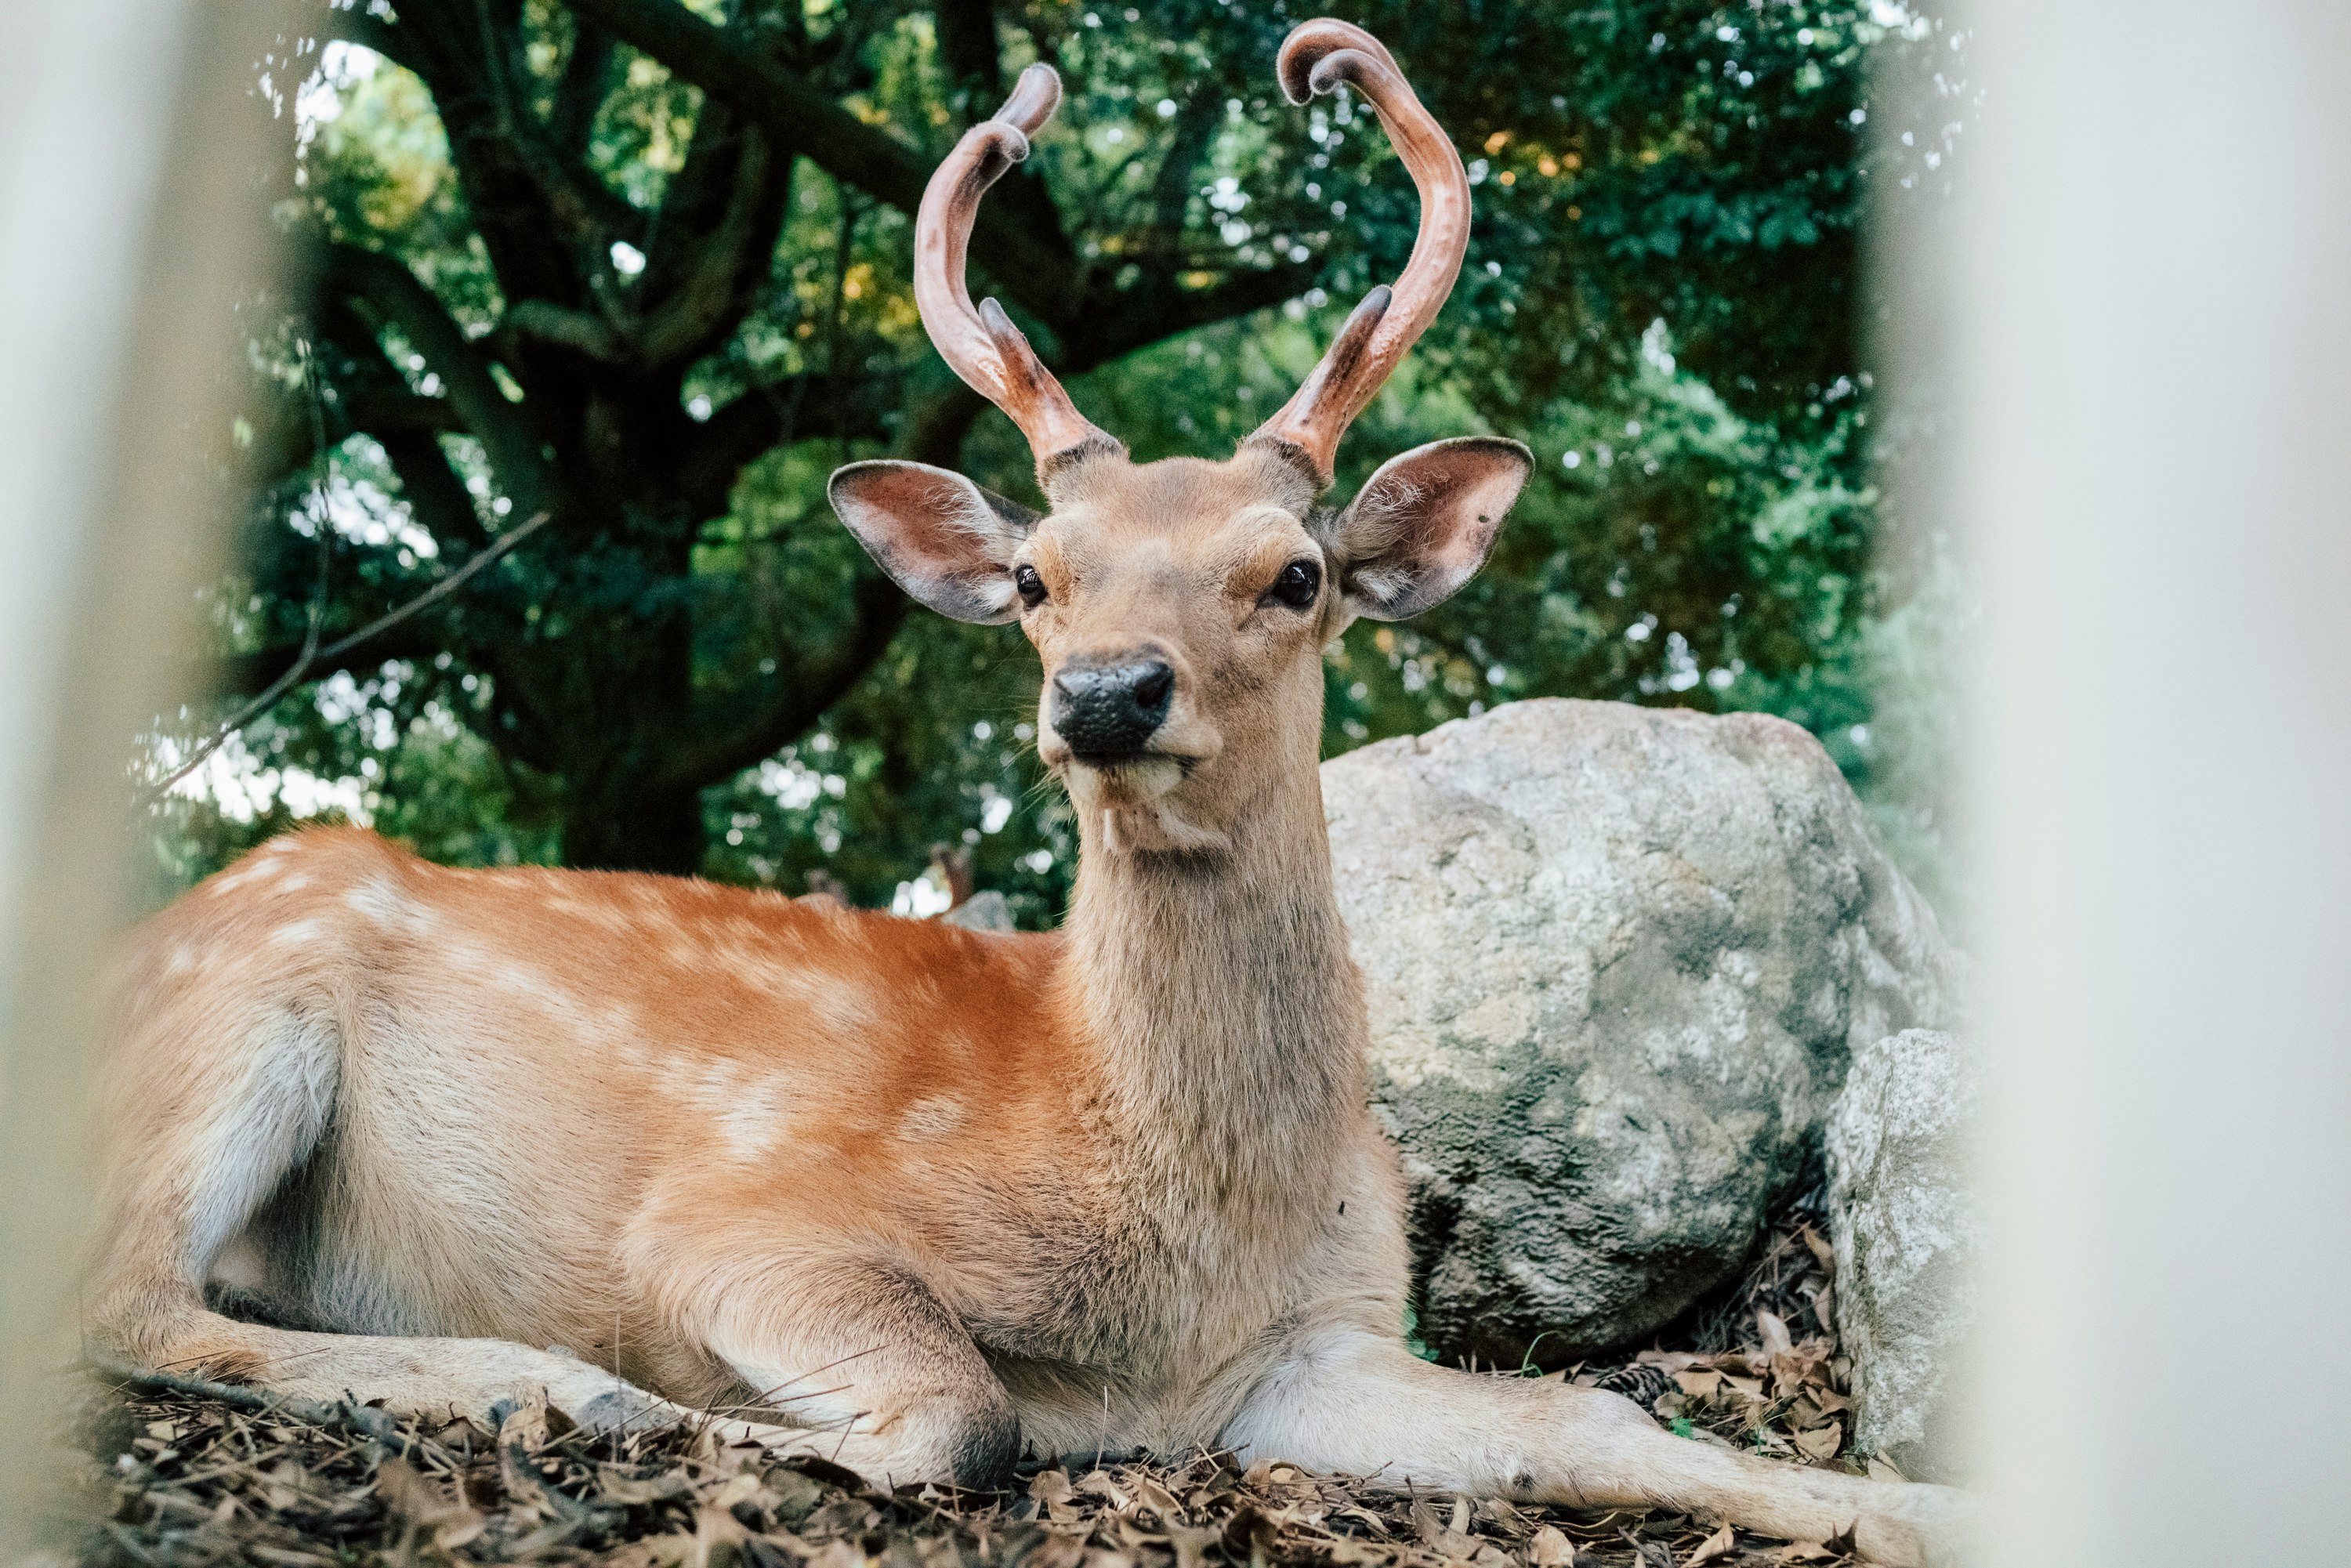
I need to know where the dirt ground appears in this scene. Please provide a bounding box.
[32,1196,1908,1568]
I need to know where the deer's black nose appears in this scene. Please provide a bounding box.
[1051,659,1174,759]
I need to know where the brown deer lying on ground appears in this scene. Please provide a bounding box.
[89,20,1965,1563]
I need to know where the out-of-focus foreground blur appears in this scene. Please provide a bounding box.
[0,0,303,1547]
[1954,1,2351,1560]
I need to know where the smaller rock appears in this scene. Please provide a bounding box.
[1825,1028,1982,1482]
[940,891,1015,932]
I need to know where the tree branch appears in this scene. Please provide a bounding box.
[677,372,891,514]
[211,512,552,694]
[326,244,557,521]
[320,4,437,80]
[1079,259,1320,370]
[654,384,986,792]
[934,0,1002,109]
[320,293,494,555]
[565,0,1081,328]
[207,619,442,705]
[393,0,611,309]
[638,127,785,367]
[375,426,493,553]
[163,512,555,805]
[345,386,468,436]
[549,15,618,156]
[499,297,625,362]
[652,566,909,794]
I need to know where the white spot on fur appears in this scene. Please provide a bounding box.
[271,919,325,945]
[899,1095,965,1142]
[494,964,567,1004]
[209,856,281,894]
[673,1062,792,1160]
[346,875,426,930]
[717,1081,786,1159]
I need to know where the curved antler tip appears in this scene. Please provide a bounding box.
[1306,49,1374,100]
[1277,18,1389,103]
[995,63,1064,136]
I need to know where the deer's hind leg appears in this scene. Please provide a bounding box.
[1223,1330,1972,1566]
[82,983,734,1439]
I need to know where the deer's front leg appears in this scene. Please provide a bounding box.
[680,1248,1021,1492]
[1222,1330,1970,1567]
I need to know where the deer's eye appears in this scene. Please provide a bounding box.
[1269,558,1323,610]
[1013,564,1047,608]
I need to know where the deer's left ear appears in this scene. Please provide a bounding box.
[1331,437,1531,621]
[829,460,1041,624]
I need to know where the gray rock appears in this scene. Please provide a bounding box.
[940,890,1015,931]
[1824,1028,1981,1482]
[1320,698,1961,1364]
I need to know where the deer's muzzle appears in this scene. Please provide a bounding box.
[1050,657,1175,761]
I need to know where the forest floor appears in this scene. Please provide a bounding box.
[31,1197,1910,1568]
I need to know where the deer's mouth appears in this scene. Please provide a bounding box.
[1064,747,1197,773]
[1049,747,1193,797]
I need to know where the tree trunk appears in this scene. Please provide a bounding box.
[560,773,706,873]
[545,510,707,875]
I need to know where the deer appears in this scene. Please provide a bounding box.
[86,20,1967,1563]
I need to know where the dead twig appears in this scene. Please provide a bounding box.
[80,1350,397,1442]
[141,509,552,809]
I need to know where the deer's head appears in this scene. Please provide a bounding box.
[831,20,1529,856]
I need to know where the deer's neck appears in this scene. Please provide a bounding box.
[1057,766,1369,1237]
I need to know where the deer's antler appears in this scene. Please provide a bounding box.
[912,65,1120,478]
[1248,20,1472,488]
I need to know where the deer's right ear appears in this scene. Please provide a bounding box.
[828,461,1041,624]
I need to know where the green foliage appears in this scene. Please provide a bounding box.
[156,0,1968,929]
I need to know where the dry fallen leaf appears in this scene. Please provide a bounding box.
[1793,1422,1843,1462]
[1527,1524,1578,1566]
[1799,1223,1837,1277]
[1685,1521,1738,1564]
[1128,1471,1186,1521]
[1675,1368,1725,1400]
[1165,1522,1220,1568]
[1031,1465,1078,1521]
[375,1454,485,1550]
[600,1463,693,1505]
[705,1469,769,1510]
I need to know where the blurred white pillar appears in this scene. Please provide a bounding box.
[1958,1,2351,1560]
[0,0,293,1545]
